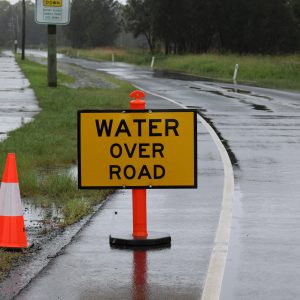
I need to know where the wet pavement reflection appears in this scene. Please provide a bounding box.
[133,251,147,300]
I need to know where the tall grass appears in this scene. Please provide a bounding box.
[0,250,21,280]
[60,47,155,66]
[60,47,300,91]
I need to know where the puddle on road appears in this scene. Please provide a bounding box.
[251,104,272,112]
[186,105,207,113]
[197,111,240,168]
[210,90,236,99]
[184,106,240,168]
[190,84,273,112]
[224,86,272,100]
[154,69,219,83]
[190,84,272,100]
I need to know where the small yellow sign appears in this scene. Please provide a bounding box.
[78,110,197,189]
[43,0,62,7]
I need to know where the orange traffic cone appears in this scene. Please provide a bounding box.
[0,153,28,248]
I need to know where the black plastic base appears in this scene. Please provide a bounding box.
[110,231,171,248]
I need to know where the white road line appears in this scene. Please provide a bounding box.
[134,85,235,300]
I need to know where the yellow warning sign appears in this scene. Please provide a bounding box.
[78,110,197,189]
[43,0,62,7]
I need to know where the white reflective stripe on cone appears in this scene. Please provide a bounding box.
[0,183,23,216]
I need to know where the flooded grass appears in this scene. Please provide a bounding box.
[61,198,92,226]
[155,54,300,91]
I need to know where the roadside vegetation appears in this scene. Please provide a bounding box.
[61,48,300,92]
[0,250,21,280]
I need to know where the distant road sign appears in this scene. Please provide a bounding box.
[35,0,70,25]
[78,110,197,189]
[43,0,62,7]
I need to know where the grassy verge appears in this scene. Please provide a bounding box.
[60,47,300,91]
[60,47,155,67]
[0,250,21,280]
[0,58,132,224]
[0,58,132,279]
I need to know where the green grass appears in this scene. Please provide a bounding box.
[60,47,155,67]
[60,47,300,91]
[0,58,132,224]
[0,250,21,280]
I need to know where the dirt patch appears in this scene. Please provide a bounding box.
[27,55,118,89]
[59,62,118,89]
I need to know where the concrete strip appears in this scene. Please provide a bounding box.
[0,51,40,142]
[134,85,235,300]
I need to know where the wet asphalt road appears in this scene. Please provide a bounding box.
[93,61,300,299]
[14,52,226,300]
[9,52,300,299]
[58,57,300,299]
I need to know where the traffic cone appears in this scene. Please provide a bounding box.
[0,153,28,248]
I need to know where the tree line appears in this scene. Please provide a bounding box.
[65,0,120,48]
[1,0,300,54]
[123,0,300,54]
[0,0,46,48]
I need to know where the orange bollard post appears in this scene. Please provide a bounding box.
[130,90,148,238]
[109,90,171,248]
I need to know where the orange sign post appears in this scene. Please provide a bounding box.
[129,91,148,239]
[78,90,197,247]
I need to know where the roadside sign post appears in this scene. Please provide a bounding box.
[35,0,71,87]
[47,24,57,87]
[21,0,26,60]
[130,91,148,239]
[78,90,197,247]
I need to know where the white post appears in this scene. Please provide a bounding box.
[112,53,115,65]
[150,56,155,70]
[233,63,239,84]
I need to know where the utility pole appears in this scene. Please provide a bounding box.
[48,25,57,87]
[21,0,25,60]
[35,0,70,87]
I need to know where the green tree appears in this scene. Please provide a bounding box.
[0,1,12,47]
[123,0,300,54]
[65,0,119,48]
[123,0,157,53]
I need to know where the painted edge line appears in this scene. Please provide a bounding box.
[134,85,235,300]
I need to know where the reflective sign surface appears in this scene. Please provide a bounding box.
[78,110,197,188]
